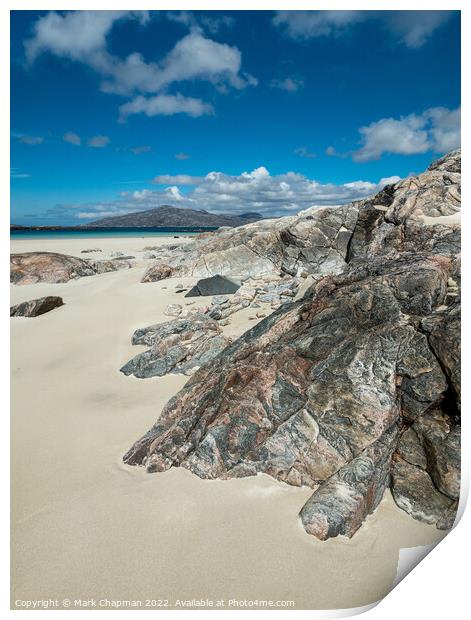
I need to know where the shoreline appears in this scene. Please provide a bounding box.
[10,236,446,610]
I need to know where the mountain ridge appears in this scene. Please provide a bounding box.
[82,205,263,228]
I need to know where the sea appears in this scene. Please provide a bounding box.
[10,226,216,240]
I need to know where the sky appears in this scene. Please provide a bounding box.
[10,9,461,225]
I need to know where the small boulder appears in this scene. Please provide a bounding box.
[141,263,175,283]
[10,296,64,317]
[164,304,183,317]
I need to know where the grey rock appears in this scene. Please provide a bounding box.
[120,313,231,379]
[10,296,64,317]
[300,425,399,540]
[164,304,183,317]
[185,275,241,297]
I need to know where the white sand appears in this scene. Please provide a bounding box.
[10,237,446,610]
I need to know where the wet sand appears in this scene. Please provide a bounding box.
[10,237,446,610]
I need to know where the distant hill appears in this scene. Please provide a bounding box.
[84,206,263,228]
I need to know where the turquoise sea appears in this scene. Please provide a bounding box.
[10,226,216,240]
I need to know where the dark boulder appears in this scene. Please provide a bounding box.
[10,296,64,317]
[185,275,241,297]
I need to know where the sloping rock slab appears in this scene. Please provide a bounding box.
[11,252,97,284]
[10,296,64,317]
[185,275,241,297]
[120,313,231,379]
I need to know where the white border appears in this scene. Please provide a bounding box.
[3,1,468,618]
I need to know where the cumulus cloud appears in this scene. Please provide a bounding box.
[273,10,365,39]
[273,10,453,48]
[119,94,213,121]
[166,11,236,35]
[87,135,110,148]
[61,166,401,222]
[25,11,256,119]
[271,76,304,92]
[63,131,81,146]
[152,174,203,185]
[353,106,460,162]
[175,152,190,160]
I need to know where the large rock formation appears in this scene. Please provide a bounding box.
[10,251,133,285]
[125,150,461,540]
[141,203,358,282]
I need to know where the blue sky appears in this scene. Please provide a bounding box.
[11,10,460,225]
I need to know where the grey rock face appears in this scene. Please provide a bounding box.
[10,296,64,317]
[124,150,461,540]
[120,313,231,379]
[141,204,359,282]
[10,251,133,284]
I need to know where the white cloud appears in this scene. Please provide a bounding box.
[386,11,453,48]
[11,167,31,179]
[175,152,190,160]
[65,166,400,221]
[271,76,304,92]
[273,10,453,48]
[294,146,316,159]
[14,133,44,145]
[353,106,460,162]
[119,94,213,121]
[152,174,203,185]
[63,131,81,146]
[25,12,256,119]
[424,107,461,153]
[87,135,110,148]
[130,145,151,155]
[274,11,364,39]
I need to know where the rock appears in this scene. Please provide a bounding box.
[143,252,156,259]
[124,149,461,540]
[10,251,135,284]
[428,148,461,174]
[141,263,175,282]
[120,313,231,379]
[300,426,398,540]
[185,275,241,297]
[10,295,64,317]
[80,248,102,253]
[110,251,124,257]
[391,457,455,526]
[211,295,230,305]
[87,259,133,274]
[140,203,359,282]
[164,304,183,317]
[11,252,97,284]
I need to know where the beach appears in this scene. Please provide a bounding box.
[11,236,446,611]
